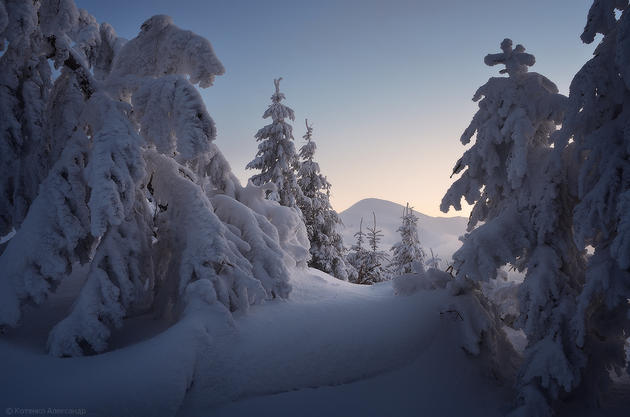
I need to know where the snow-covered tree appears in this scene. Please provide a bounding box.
[0,0,74,244]
[389,203,426,276]
[552,0,630,407]
[297,119,353,280]
[349,213,389,285]
[347,218,368,283]
[426,249,442,270]
[246,78,303,209]
[364,215,390,284]
[0,2,308,357]
[441,39,586,416]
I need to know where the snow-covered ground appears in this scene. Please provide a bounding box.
[178,268,515,416]
[0,266,507,417]
[339,198,467,265]
[1,267,627,416]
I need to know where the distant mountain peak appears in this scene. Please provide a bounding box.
[339,198,467,262]
[342,198,466,221]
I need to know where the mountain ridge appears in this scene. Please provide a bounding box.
[340,198,467,221]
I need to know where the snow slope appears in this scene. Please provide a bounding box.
[340,198,467,264]
[0,267,230,417]
[1,266,628,416]
[0,266,510,417]
[178,269,513,416]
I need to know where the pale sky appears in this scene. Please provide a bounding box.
[78,0,596,216]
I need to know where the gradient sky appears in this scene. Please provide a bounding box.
[77,0,596,216]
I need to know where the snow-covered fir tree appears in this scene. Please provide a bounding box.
[246,78,303,209]
[441,39,585,416]
[347,217,368,283]
[426,249,442,270]
[351,213,389,285]
[297,119,354,280]
[389,203,426,276]
[552,0,630,408]
[0,2,308,357]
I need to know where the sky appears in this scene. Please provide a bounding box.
[77,0,596,217]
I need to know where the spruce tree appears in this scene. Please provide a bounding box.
[297,119,353,280]
[347,218,368,283]
[426,249,442,270]
[355,213,389,285]
[553,0,630,408]
[441,39,584,416]
[389,203,426,276]
[246,78,303,208]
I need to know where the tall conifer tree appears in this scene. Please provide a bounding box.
[297,119,353,280]
[246,78,302,208]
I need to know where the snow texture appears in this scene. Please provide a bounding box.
[3,266,627,416]
[108,14,224,91]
